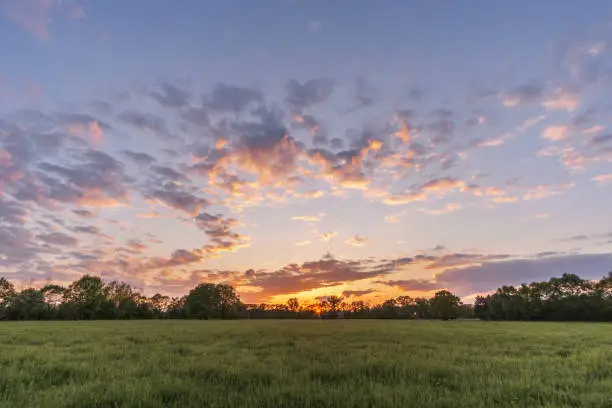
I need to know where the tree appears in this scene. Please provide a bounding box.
[184,283,241,319]
[414,298,431,319]
[326,295,342,312]
[41,284,66,318]
[429,290,461,320]
[396,295,415,319]
[64,275,108,319]
[287,297,299,313]
[150,293,171,318]
[379,298,397,319]
[216,284,241,319]
[105,281,138,319]
[8,288,46,320]
[0,277,16,320]
[185,283,219,319]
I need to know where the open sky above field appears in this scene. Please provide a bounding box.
[1,0,611,304]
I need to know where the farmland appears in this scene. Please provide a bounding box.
[1,320,611,408]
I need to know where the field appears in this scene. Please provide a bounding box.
[1,321,612,408]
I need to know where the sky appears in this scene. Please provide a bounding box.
[1,0,611,305]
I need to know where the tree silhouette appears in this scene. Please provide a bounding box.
[429,290,461,320]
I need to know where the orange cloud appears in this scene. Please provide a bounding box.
[473,186,506,197]
[393,120,411,142]
[295,240,312,246]
[383,191,426,205]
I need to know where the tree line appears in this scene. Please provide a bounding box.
[475,272,612,321]
[2,272,611,321]
[0,274,467,321]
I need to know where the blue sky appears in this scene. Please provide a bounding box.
[1,0,611,303]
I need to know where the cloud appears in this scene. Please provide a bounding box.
[121,150,157,166]
[152,165,188,181]
[193,212,250,255]
[37,232,78,246]
[5,0,55,40]
[150,82,191,109]
[341,289,375,298]
[499,85,543,107]
[207,83,263,113]
[321,231,337,242]
[424,253,511,270]
[383,177,467,206]
[521,213,550,222]
[71,209,95,218]
[89,121,103,147]
[593,174,612,185]
[0,224,38,265]
[432,253,612,296]
[378,279,442,292]
[71,225,100,235]
[587,133,612,148]
[517,115,546,133]
[30,150,130,208]
[292,214,323,222]
[377,251,611,297]
[244,254,396,300]
[542,125,570,141]
[417,202,461,215]
[3,72,611,299]
[346,235,368,247]
[522,182,574,201]
[470,136,507,148]
[143,248,204,270]
[295,240,312,246]
[384,213,401,224]
[118,111,174,140]
[542,89,580,111]
[145,182,207,215]
[286,78,335,112]
[0,197,28,224]
[353,77,377,108]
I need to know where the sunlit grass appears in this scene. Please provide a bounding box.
[1,320,611,407]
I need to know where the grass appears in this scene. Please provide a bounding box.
[1,320,612,408]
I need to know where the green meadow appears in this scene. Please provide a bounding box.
[1,320,611,408]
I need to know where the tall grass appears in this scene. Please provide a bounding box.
[1,320,611,407]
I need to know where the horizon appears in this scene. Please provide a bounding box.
[1,0,611,305]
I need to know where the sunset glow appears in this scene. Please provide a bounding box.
[1,0,611,305]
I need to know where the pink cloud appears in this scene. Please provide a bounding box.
[5,0,85,40]
[5,0,55,40]
[592,174,612,185]
[542,125,570,141]
[89,121,103,148]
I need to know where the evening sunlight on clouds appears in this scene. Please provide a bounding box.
[0,0,611,304]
